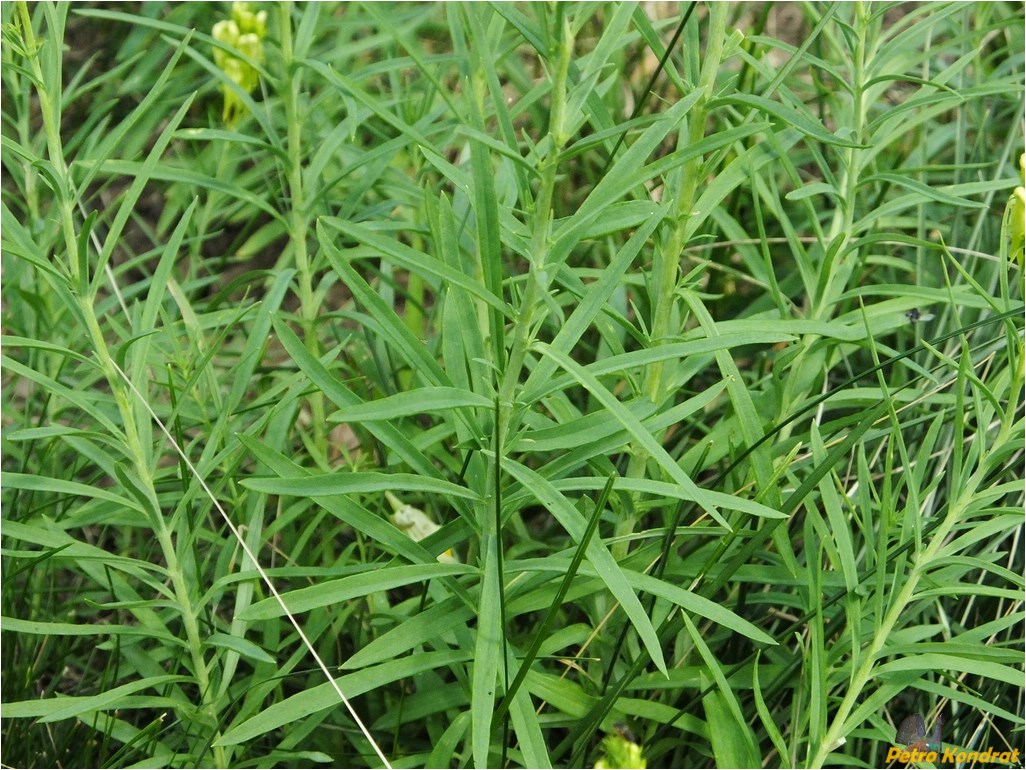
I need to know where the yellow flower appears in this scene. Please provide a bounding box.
[1007,153,1025,269]
[594,729,646,769]
[212,3,267,126]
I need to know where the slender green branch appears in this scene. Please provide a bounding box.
[644,3,728,405]
[819,0,869,314]
[13,4,226,763]
[778,1,869,440]
[617,5,729,559]
[278,1,325,451]
[808,459,1000,768]
[497,10,573,429]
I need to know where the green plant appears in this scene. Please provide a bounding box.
[2,2,1022,768]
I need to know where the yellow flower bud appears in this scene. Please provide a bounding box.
[595,730,647,769]
[1005,153,1025,269]
[1009,187,1025,269]
[211,4,265,126]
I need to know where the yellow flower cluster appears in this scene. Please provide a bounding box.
[594,728,646,769]
[1007,153,1025,269]
[212,2,267,126]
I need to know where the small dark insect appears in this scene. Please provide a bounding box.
[905,308,936,324]
[896,713,942,751]
[896,713,927,746]
[613,722,638,744]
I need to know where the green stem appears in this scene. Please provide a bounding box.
[818,1,868,315]
[616,6,728,559]
[807,461,995,767]
[643,3,728,405]
[778,2,869,440]
[811,339,1019,768]
[18,3,78,291]
[278,2,325,450]
[497,11,572,431]
[16,4,226,762]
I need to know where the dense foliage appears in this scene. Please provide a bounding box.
[2,2,1023,768]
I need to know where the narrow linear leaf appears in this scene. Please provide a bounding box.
[0,676,189,722]
[216,651,470,746]
[712,93,868,148]
[239,562,473,621]
[241,471,481,501]
[472,533,504,768]
[269,318,444,480]
[202,633,276,665]
[320,217,508,315]
[328,387,492,423]
[344,595,473,670]
[1,616,180,645]
[1,471,145,514]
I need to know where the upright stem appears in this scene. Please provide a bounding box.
[17,3,78,291]
[778,2,869,435]
[819,1,868,316]
[496,10,572,434]
[807,452,999,768]
[644,4,728,405]
[15,4,226,762]
[278,2,325,450]
[616,6,728,559]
